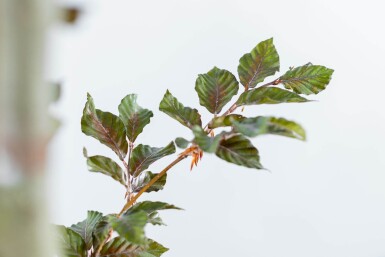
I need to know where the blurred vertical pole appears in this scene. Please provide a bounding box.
[0,0,54,256]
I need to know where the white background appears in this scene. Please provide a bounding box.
[47,0,385,256]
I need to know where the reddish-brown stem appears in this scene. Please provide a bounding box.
[258,78,281,88]
[95,76,283,257]
[204,77,280,134]
[94,153,188,257]
[118,153,188,217]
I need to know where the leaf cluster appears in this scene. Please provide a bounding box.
[55,38,333,257]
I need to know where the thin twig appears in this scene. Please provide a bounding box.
[204,98,240,133]
[118,153,188,217]
[204,77,280,134]
[95,76,284,257]
[258,78,281,88]
[94,153,188,256]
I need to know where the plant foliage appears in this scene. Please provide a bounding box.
[55,38,333,257]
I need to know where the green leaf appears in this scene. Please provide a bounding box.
[144,239,169,257]
[81,93,128,160]
[208,114,245,129]
[175,137,190,148]
[279,64,334,95]
[138,253,157,257]
[69,211,103,250]
[100,237,168,257]
[159,90,202,129]
[147,212,166,226]
[129,142,176,177]
[86,154,125,186]
[195,67,239,114]
[215,134,263,169]
[233,116,306,140]
[125,201,182,216]
[118,94,154,142]
[109,211,148,245]
[92,216,112,251]
[99,236,143,257]
[123,201,181,227]
[238,38,280,89]
[192,126,225,153]
[55,225,87,257]
[132,171,167,193]
[271,118,305,140]
[236,87,309,106]
[231,117,268,137]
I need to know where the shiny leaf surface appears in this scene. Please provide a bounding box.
[81,93,128,160]
[159,90,202,129]
[215,134,263,169]
[86,154,125,186]
[236,87,309,106]
[238,38,280,89]
[195,67,239,114]
[280,64,334,95]
[129,142,176,177]
[119,94,153,142]
[100,237,167,257]
[132,171,167,193]
[99,236,143,257]
[125,201,182,216]
[69,211,103,250]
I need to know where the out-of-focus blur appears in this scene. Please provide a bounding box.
[2,0,385,257]
[0,1,77,256]
[47,1,385,256]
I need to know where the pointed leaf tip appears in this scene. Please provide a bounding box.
[238,38,280,89]
[69,211,103,250]
[232,116,306,141]
[236,87,309,106]
[159,90,202,129]
[215,134,263,169]
[195,67,239,114]
[119,94,153,142]
[280,64,334,95]
[130,141,176,177]
[81,94,128,160]
[86,155,126,186]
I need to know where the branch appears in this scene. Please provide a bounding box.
[204,77,281,134]
[95,75,285,256]
[258,78,281,88]
[118,153,188,217]
[94,153,187,256]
